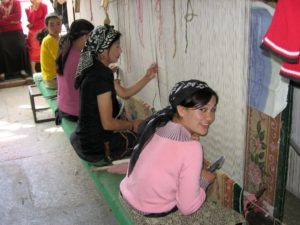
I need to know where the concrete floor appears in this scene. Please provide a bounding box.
[0,86,118,225]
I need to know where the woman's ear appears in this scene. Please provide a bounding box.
[176,105,186,118]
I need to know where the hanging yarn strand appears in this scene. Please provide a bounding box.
[89,0,93,21]
[184,0,197,53]
[150,0,161,108]
[102,0,110,25]
[126,0,132,71]
[116,0,120,29]
[136,0,144,47]
[104,11,111,25]
[172,0,177,58]
[154,0,163,56]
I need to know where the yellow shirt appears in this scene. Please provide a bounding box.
[41,34,59,81]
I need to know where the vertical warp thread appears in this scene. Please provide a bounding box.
[150,0,161,107]
[119,0,132,72]
[154,0,163,56]
[116,0,120,28]
[184,0,197,53]
[172,0,177,58]
[137,0,144,47]
[127,0,132,71]
[89,0,93,21]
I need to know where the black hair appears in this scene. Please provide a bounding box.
[36,28,49,45]
[128,84,218,176]
[180,87,219,109]
[45,12,61,26]
[56,19,94,75]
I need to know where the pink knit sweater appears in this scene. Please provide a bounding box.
[120,121,207,215]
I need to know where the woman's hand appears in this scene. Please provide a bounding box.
[145,63,158,81]
[109,63,119,74]
[114,63,157,99]
[202,159,210,170]
[132,119,143,133]
[191,133,200,141]
[201,169,216,185]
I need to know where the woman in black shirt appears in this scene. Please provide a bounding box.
[70,24,157,165]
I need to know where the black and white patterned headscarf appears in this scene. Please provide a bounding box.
[128,79,217,175]
[169,80,209,110]
[75,24,120,89]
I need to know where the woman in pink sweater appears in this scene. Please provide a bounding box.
[55,19,94,124]
[120,80,245,224]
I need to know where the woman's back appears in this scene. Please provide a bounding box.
[120,121,206,215]
[57,47,81,116]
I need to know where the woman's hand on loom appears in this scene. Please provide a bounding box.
[132,119,143,133]
[109,63,119,74]
[145,63,158,81]
[201,169,216,185]
[202,159,210,170]
[191,133,201,141]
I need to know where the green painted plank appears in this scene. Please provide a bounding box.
[82,162,133,225]
[33,73,58,113]
[61,117,133,224]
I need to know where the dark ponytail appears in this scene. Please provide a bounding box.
[56,19,94,75]
[56,34,72,75]
[128,106,174,175]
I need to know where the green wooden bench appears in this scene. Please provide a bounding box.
[28,73,134,225]
[27,73,57,123]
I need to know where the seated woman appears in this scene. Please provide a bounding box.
[70,24,158,164]
[40,12,62,89]
[55,19,94,124]
[120,80,245,225]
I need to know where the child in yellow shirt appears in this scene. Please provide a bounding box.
[40,12,62,89]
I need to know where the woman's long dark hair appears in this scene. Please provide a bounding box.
[56,19,94,75]
[128,81,218,176]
